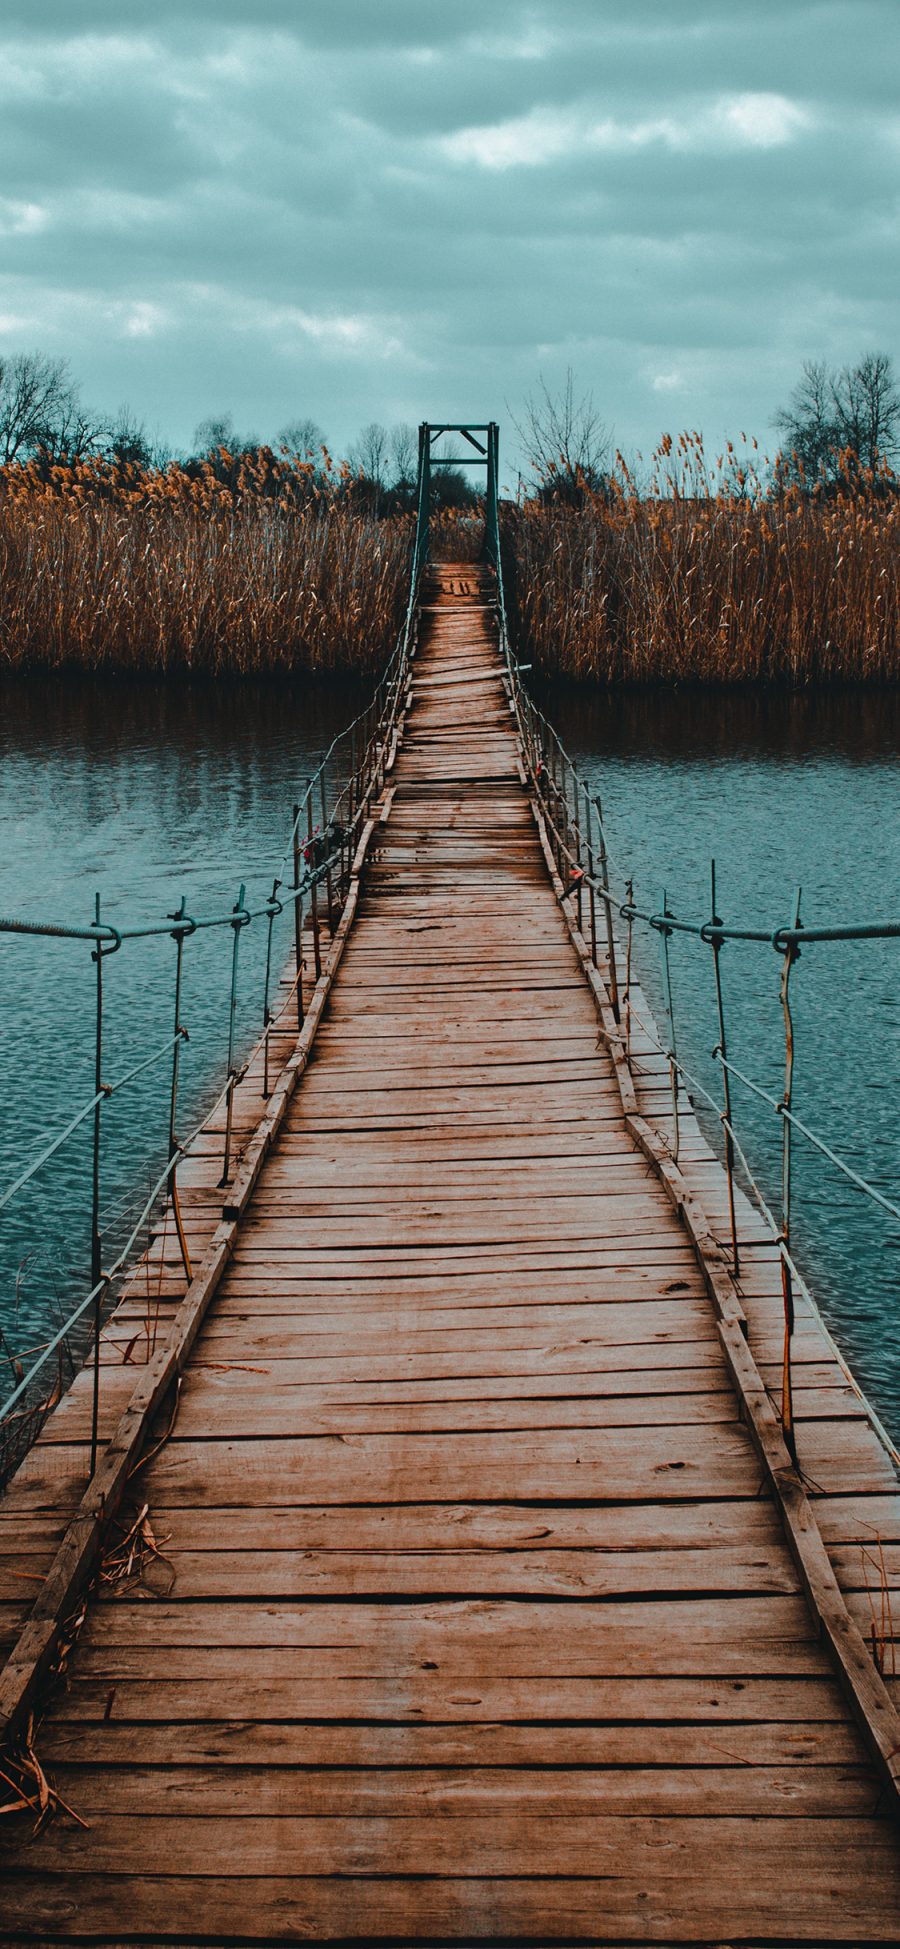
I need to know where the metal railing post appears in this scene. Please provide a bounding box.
[583,785,598,966]
[570,767,583,933]
[168,897,192,1284]
[261,878,281,1100]
[595,796,620,1022]
[307,791,322,980]
[778,887,803,1464]
[219,883,247,1187]
[417,424,431,568]
[89,893,105,1475]
[320,770,334,930]
[709,861,739,1276]
[658,888,680,1161]
[292,804,305,1029]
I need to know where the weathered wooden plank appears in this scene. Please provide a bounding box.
[52,1673,839,1725]
[37,1714,865,1769]
[25,1760,883,1818]
[3,1813,899,1884]
[105,1426,773,1503]
[79,1592,820,1651]
[2,559,897,1946]
[70,1542,799,1601]
[4,1866,900,1944]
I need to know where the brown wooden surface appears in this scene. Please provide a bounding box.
[1,562,898,1943]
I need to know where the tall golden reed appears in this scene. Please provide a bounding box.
[0,451,411,675]
[508,435,900,684]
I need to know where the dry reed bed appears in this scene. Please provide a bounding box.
[0,453,411,674]
[3,444,899,682]
[510,468,900,684]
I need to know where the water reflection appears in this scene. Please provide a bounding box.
[0,673,365,1362]
[1,674,898,1442]
[543,683,900,1438]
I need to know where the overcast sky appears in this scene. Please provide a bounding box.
[1,1,897,481]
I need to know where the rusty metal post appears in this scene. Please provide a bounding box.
[709,861,739,1276]
[548,741,561,874]
[778,887,803,1465]
[320,769,334,932]
[261,878,281,1101]
[583,785,598,966]
[307,792,321,981]
[658,888,680,1161]
[89,893,105,1475]
[569,763,582,931]
[362,702,373,807]
[525,694,537,780]
[624,877,635,1064]
[594,795,620,1022]
[219,884,247,1188]
[292,803,305,1030]
[563,754,574,874]
[168,897,193,1284]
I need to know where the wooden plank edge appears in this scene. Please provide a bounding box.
[220,817,377,1223]
[0,803,390,1753]
[522,748,900,1820]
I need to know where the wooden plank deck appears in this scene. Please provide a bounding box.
[1,563,899,1943]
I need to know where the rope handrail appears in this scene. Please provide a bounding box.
[3,431,896,1493]
[521,724,899,1223]
[1,1134,190,1426]
[488,478,898,1466]
[0,472,427,1478]
[0,1028,187,1215]
[505,673,900,948]
[718,1052,900,1223]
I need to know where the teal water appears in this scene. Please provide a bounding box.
[0,675,363,1382]
[1,677,898,1439]
[546,685,900,1439]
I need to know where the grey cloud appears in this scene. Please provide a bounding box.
[0,1,895,467]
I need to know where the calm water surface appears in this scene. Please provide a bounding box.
[546,686,900,1437]
[0,675,363,1377]
[1,677,898,1438]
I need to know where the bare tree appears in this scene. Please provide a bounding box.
[430,463,478,511]
[776,352,900,481]
[511,368,610,500]
[833,353,900,470]
[775,359,836,479]
[277,417,325,464]
[348,421,390,488]
[0,352,87,464]
[102,405,154,467]
[389,422,417,487]
[193,413,239,456]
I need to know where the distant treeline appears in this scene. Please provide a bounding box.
[1,440,898,683]
[0,350,898,682]
[506,443,900,685]
[0,352,478,515]
[0,452,413,674]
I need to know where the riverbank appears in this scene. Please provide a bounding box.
[0,455,410,675]
[506,486,900,683]
[1,454,898,682]
[1,676,897,1440]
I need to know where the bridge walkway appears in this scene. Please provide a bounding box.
[1,563,899,1942]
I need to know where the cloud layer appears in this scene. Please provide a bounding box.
[0,2,896,473]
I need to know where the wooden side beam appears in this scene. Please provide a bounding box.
[526,776,900,1820]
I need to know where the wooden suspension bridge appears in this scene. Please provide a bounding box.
[0,428,899,1943]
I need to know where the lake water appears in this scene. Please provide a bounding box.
[547,685,900,1438]
[0,675,363,1391]
[1,677,898,1439]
